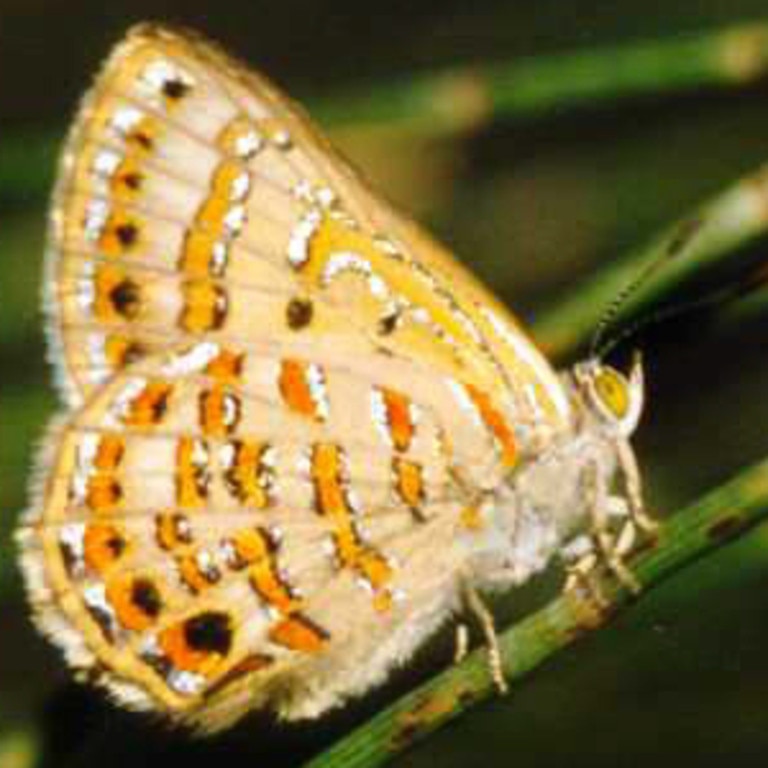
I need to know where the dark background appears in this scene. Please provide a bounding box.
[3,1,768,766]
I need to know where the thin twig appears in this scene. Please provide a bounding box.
[5,21,768,201]
[305,457,768,768]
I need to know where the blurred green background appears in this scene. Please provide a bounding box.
[3,2,768,767]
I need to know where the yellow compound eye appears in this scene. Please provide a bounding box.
[593,368,630,419]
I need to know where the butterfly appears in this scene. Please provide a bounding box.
[17,24,653,732]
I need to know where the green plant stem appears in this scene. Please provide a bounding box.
[5,21,768,202]
[532,164,768,359]
[306,457,768,768]
[318,20,768,133]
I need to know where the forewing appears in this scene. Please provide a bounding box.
[20,340,510,727]
[49,24,570,450]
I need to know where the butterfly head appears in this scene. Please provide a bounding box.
[572,351,644,437]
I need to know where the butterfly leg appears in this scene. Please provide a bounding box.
[587,461,643,595]
[562,460,643,608]
[459,580,508,694]
[595,438,660,593]
[454,622,470,664]
[617,439,658,534]
[561,534,610,611]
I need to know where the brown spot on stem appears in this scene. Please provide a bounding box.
[391,690,462,751]
[708,514,749,542]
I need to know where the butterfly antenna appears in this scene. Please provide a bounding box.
[590,217,708,360]
[594,275,754,361]
[589,253,670,360]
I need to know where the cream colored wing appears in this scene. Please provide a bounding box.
[20,340,515,729]
[48,24,570,456]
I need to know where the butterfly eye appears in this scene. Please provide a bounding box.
[593,368,630,419]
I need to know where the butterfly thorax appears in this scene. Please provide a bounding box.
[462,357,644,593]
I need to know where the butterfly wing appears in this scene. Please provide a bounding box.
[28,24,578,728]
[21,339,512,728]
[48,24,570,449]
